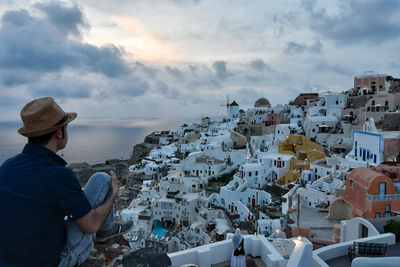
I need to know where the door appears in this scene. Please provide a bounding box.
[379,182,386,200]
[360,224,368,238]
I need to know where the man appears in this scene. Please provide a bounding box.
[0,97,132,266]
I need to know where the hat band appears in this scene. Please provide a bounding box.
[54,113,68,126]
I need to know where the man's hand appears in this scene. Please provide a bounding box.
[109,170,120,198]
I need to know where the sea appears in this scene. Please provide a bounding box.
[0,117,194,165]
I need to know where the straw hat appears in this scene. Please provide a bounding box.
[18,97,77,137]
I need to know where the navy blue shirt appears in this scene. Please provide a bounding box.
[0,144,92,266]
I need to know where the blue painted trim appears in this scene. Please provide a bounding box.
[353,130,382,153]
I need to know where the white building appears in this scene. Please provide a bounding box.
[182,152,227,183]
[304,115,338,143]
[212,170,272,221]
[152,192,208,228]
[348,130,383,165]
[275,124,301,141]
[250,134,274,152]
[288,107,304,126]
[248,107,271,125]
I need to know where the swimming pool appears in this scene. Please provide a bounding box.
[153,219,167,237]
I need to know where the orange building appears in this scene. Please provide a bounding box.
[275,135,326,185]
[330,168,400,219]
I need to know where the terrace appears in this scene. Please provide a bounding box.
[314,233,397,267]
[168,234,313,267]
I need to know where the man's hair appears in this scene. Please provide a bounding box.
[28,127,65,145]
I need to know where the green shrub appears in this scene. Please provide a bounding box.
[384,219,400,242]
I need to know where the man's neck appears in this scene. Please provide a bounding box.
[44,142,59,153]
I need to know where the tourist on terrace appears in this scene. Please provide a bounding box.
[231,228,246,267]
[0,97,132,267]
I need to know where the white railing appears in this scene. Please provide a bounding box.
[168,235,285,267]
[366,193,400,202]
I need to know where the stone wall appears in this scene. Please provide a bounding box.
[382,113,400,131]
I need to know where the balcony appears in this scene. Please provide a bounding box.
[366,193,400,202]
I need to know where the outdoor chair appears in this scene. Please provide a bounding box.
[348,241,387,261]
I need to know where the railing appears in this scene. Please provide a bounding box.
[366,193,400,202]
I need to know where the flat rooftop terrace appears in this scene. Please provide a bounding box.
[289,207,340,241]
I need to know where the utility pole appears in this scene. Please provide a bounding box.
[297,194,300,236]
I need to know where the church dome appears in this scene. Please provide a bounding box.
[254,97,271,108]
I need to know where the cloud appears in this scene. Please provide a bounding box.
[306,0,400,44]
[0,2,148,100]
[186,64,221,90]
[135,62,158,79]
[155,80,180,99]
[284,40,322,55]
[249,58,272,72]
[0,7,130,78]
[314,61,352,76]
[244,59,289,85]
[212,60,231,81]
[165,65,185,81]
[35,1,89,38]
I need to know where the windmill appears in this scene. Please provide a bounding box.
[220,95,230,116]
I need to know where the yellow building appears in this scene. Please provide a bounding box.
[275,135,326,185]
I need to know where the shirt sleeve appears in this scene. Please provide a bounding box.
[52,168,92,220]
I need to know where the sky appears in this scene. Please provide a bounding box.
[0,0,399,122]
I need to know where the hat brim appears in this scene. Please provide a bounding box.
[18,112,77,137]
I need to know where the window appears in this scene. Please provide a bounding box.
[248,172,251,177]
[255,171,258,176]
[312,128,315,133]
[385,205,391,217]
[374,155,377,163]
[375,212,381,218]
[372,100,375,106]
[367,107,370,112]
[350,180,354,188]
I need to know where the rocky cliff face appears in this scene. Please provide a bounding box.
[68,159,130,187]
[128,142,157,165]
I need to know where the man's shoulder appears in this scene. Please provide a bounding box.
[1,153,24,168]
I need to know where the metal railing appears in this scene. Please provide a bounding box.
[366,193,400,202]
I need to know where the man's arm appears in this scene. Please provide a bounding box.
[75,171,119,234]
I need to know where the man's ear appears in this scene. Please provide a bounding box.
[54,128,63,140]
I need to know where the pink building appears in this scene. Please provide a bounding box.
[354,74,387,94]
[267,113,283,126]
